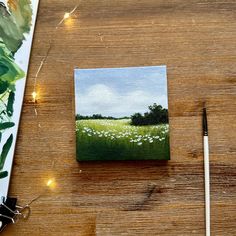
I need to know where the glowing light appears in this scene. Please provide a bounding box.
[47,179,54,187]
[32,91,37,102]
[63,12,70,20]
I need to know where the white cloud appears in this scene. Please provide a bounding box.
[76,83,167,117]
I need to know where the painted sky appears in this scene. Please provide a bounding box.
[75,66,168,118]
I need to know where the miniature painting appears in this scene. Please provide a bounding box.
[75,66,170,161]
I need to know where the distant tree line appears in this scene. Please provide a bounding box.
[130,103,168,126]
[76,103,168,126]
[76,114,129,120]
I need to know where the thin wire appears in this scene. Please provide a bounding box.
[26,3,79,208]
[0,5,80,231]
[32,4,79,116]
[28,1,81,209]
[26,189,47,206]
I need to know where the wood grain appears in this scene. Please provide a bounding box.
[2,0,236,235]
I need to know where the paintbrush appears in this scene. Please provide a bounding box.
[203,106,210,236]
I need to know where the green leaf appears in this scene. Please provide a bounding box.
[0,132,2,143]
[0,63,9,76]
[7,91,15,116]
[0,1,33,54]
[0,122,15,131]
[0,134,13,170]
[0,170,8,179]
[0,78,9,94]
[0,41,25,82]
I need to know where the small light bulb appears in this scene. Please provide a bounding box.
[63,12,70,20]
[47,179,54,187]
[32,91,37,102]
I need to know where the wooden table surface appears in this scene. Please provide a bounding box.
[2,0,236,235]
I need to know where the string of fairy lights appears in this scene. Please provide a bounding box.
[32,5,78,114]
[0,5,80,229]
[29,5,78,201]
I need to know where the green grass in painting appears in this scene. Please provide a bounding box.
[76,119,170,161]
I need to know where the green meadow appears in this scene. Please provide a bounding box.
[76,119,170,161]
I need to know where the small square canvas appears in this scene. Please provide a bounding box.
[74,66,170,161]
